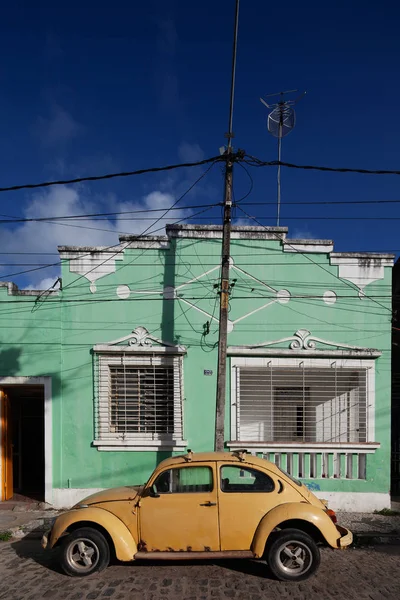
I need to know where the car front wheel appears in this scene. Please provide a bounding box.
[60,527,110,577]
[265,528,321,582]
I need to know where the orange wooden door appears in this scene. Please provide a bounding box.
[0,390,13,500]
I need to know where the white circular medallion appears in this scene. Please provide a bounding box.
[89,282,97,294]
[227,320,234,333]
[323,291,337,305]
[277,289,291,304]
[116,285,131,299]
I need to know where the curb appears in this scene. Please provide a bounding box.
[353,532,400,546]
[2,516,56,540]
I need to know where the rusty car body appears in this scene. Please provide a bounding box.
[42,451,352,580]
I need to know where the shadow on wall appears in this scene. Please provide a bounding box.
[161,238,176,345]
[0,342,63,399]
[62,451,176,490]
[0,347,22,376]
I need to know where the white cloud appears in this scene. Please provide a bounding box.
[178,142,204,163]
[25,277,61,291]
[1,140,211,288]
[33,105,82,147]
[1,185,189,288]
[291,228,318,240]
[232,217,253,227]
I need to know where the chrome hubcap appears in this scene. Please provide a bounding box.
[276,540,312,575]
[66,538,99,572]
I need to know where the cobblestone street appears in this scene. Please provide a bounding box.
[0,539,399,600]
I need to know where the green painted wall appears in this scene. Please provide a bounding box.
[0,230,393,497]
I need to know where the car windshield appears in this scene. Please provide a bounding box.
[276,466,302,487]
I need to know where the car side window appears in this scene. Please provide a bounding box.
[220,465,275,493]
[153,466,213,494]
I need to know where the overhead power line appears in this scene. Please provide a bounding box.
[235,204,393,314]
[5,213,400,227]
[1,198,400,228]
[244,154,400,176]
[0,162,218,284]
[0,203,220,224]
[3,151,400,199]
[0,156,223,193]
[0,205,216,282]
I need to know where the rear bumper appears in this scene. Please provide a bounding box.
[336,525,353,548]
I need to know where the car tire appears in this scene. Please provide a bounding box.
[60,527,110,577]
[265,528,321,582]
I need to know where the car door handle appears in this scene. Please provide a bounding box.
[200,501,217,507]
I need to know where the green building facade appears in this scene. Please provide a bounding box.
[0,225,394,510]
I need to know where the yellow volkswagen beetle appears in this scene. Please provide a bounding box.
[42,451,352,581]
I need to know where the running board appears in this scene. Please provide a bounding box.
[134,550,254,560]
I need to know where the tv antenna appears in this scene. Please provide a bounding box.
[260,89,306,226]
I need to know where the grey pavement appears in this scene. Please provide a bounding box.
[337,511,400,543]
[0,538,399,600]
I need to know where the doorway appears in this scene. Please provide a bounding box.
[1,385,45,501]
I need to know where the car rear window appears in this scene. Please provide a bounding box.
[220,465,275,493]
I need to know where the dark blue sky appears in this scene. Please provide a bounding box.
[1,0,399,287]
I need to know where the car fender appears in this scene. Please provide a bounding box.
[49,507,138,562]
[251,502,341,558]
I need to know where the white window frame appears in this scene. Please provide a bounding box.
[229,356,378,452]
[93,349,187,452]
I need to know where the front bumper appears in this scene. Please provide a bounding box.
[41,529,51,550]
[336,525,353,548]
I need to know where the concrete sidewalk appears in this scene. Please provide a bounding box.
[1,502,400,544]
[0,501,60,539]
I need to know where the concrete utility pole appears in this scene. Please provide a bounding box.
[215,0,240,452]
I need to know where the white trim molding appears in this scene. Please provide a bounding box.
[330,254,394,297]
[227,441,380,454]
[52,488,105,509]
[283,239,334,253]
[94,326,186,354]
[314,492,390,513]
[92,439,187,452]
[0,376,52,505]
[228,329,381,358]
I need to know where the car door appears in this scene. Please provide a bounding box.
[217,463,279,550]
[139,462,220,552]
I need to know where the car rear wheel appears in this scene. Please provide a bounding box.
[60,527,110,577]
[265,528,320,582]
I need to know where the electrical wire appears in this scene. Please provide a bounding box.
[56,163,219,295]
[3,197,400,228]
[235,204,393,314]
[0,156,223,193]
[244,154,400,176]
[234,161,254,203]
[0,203,221,225]
[232,215,400,221]
[0,165,219,283]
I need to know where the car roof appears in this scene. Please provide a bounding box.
[154,451,281,475]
